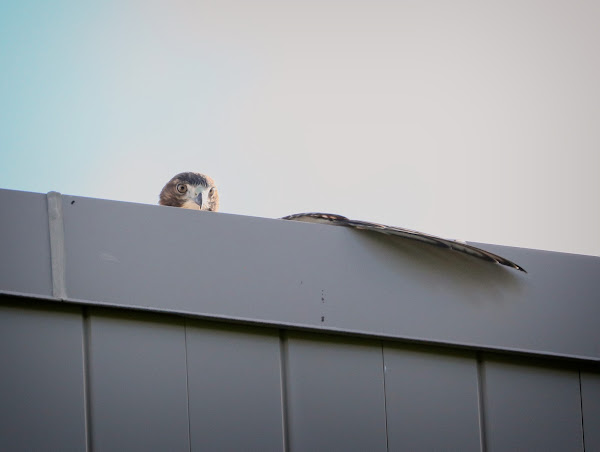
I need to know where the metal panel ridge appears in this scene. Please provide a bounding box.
[47,192,67,299]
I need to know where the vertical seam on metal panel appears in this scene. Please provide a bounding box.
[381,342,390,452]
[82,307,94,452]
[279,330,291,452]
[184,319,192,452]
[46,191,67,300]
[579,370,586,452]
[476,353,488,452]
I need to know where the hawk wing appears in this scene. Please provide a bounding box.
[281,213,526,273]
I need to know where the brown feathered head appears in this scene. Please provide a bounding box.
[159,172,219,211]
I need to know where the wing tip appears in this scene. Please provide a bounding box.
[283,212,528,273]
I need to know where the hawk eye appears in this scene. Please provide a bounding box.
[176,184,187,194]
[209,187,215,196]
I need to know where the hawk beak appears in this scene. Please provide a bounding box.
[195,193,204,209]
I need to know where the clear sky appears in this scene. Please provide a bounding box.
[1,1,599,256]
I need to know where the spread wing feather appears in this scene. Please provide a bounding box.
[281,213,526,272]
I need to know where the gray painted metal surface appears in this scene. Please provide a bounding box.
[581,371,600,451]
[185,322,284,451]
[0,300,86,451]
[284,333,388,452]
[0,190,52,298]
[1,188,600,451]
[383,346,482,451]
[482,358,584,451]
[0,298,599,451]
[87,310,190,452]
[36,191,600,361]
[47,191,67,299]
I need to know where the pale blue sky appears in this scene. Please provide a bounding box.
[2,1,599,256]
[1,1,243,198]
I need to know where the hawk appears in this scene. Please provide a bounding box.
[159,172,219,211]
[159,172,526,272]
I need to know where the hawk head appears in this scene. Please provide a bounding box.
[159,172,219,211]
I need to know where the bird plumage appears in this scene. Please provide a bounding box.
[281,212,526,272]
[159,172,526,272]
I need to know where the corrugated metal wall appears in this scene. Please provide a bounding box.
[1,298,598,451]
[1,189,599,451]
